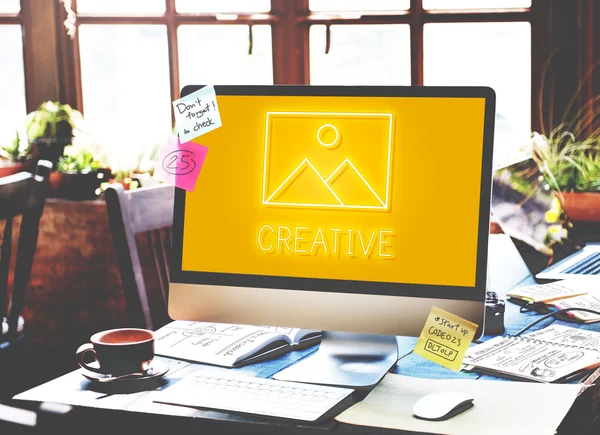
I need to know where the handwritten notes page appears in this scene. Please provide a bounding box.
[153,135,208,191]
[154,321,318,367]
[523,324,600,349]
[552,294,600,323]
[464,325,600,383]
[173,85,222,143]
[413,306,478,371]
[507,279,591,304]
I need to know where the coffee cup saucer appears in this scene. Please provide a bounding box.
[80,360,169,383]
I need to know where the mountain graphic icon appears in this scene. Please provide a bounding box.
[326,159,385,207]
[266,158,385,208]
[267,159,343,206]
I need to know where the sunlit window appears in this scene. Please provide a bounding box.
[310,25,411,85]
[424,22,531,167]
[69,0,532,172]
[0,25,26,146]
[176,0,271,13]
[309,0,409,12]
[178,25,273,86]
[0,0,20,14]
[76,0,165,14]
[79,25,172,171]
[423,0,531,9]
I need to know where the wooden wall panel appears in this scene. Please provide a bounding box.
[531,0,599,135]
[22,0,61,111]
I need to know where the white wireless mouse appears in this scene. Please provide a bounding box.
[413,391,475,421]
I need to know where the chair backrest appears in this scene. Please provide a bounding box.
[0,161,52,340]
[105,183,174,330]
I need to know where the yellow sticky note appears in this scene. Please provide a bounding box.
[413,306,478,371]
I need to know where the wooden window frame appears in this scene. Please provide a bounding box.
[57,0,551,132]
[59,0,280,124]
[295,0,535,127]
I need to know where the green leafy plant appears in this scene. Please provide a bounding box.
[24,101,83,141]
[531,49,600,194]
[573,151,600,191]
[56,145,100,174]
[532,129,600,193]
[0,130,32,162]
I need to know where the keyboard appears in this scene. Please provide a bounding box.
[155,367,355,422]
[563,252,600,275]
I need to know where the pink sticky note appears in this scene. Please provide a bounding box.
[154,135,208,192]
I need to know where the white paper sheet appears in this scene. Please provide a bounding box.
[336,373,580,435]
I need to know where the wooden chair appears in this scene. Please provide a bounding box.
[105,183,174,331]
[0,161,52,348]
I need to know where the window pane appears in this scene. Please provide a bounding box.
[0,25,26,146]
[424,23,531,167]
[310,0,409,12]
[178,25,273,85]
[77,0,165,14]
[0,0,20,13]
[423,0,530,9]
[79,25,171,171]
[176,0,270,13]
[310,25,410,85]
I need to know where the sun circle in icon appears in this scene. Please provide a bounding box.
[316,124,340,149]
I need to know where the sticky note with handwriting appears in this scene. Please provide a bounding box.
[173,85,222,143]
[153,135,208,192]
[413,306,478,371]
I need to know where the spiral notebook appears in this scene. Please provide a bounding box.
[464,325,600,383]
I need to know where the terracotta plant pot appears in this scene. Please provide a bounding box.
[49,171,65,196]
[556,192,600,222]
[0,160,26,178]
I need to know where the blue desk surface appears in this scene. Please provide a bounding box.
[15,235,600,434]
[231,295,599,383]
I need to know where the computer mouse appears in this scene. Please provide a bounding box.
[412,391,475,421]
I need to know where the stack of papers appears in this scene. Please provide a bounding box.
[507,279,600,323]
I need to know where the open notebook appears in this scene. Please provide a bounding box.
[153,321,321,367]
[464,324,600,382]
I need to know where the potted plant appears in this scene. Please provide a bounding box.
[97,141,162,193]
[532,128,600,222]
[24,101,83,166]
[53,144,107,200]
[98,169,140,194]
[0,130,34,177]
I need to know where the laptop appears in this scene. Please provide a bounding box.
[491,158,600,280]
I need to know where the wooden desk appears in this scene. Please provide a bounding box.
[12,235,600,434]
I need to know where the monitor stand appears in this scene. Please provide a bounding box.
[273,331,398,389]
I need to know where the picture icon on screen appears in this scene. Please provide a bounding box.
[262,112,394,211]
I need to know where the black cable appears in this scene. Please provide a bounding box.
[514,308,600,336]
[519,302,551,314]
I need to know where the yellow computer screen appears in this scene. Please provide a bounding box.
[181,93,486,289]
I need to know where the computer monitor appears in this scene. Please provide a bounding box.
[169,85,495,387]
